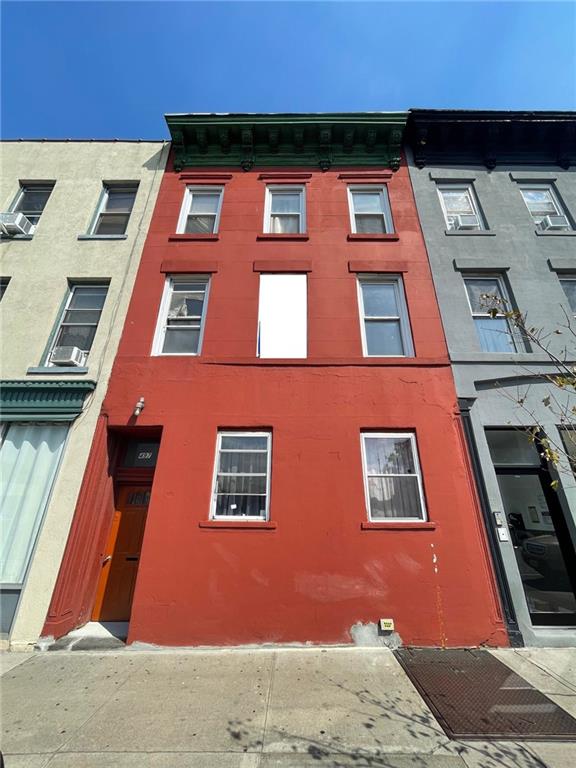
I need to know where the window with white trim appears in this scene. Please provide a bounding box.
[463,276,518,353]
[348,187,393,234]
[90,183,138,235]
[437,183,484,231]
[9,183,54,231]
[152,274,210,355]
[46,284,109,365]
[264,186,305,234]
[361,433,427,521]
[357,275,413,357]
[258,273,307,358]
[210,432,271,520]
[177,186,223,234]
[560,277,576,318]
[518,184,571,230]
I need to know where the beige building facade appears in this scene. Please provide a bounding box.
[0,140,169,650]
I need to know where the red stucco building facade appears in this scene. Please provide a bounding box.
[44,114,508,647]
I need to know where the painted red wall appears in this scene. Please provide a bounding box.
[47,154,508,647]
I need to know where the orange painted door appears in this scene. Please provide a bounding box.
[92,486,150,622]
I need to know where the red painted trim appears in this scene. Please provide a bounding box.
[338,172,393,181]
[360,522,437,530]
[200,357,448,366]
[198,520,277,530]
[160,260,218,273]
[168,234,219,242]
[253,260,312,273]
[256,234,309,241]
[347,234,399,242]
[179,173,233,182]
[258,173,312,182]
[348,260,408,273]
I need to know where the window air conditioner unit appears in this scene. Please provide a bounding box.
[0,212,33,236]
[539,215,570,231]
[50,346,87,367]
[453,214,480,230]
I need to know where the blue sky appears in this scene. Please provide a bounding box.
[2,1,575,139]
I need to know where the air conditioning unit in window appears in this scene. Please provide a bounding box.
[50,346,87,367]
[539,215,570,231]
[0,212,33,236]
[453,214,480,230]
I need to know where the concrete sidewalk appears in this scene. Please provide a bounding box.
[1,647,576,767]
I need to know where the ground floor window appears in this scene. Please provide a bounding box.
[361,432,427,521]
[210,431,271,520]
[0,422,67,633]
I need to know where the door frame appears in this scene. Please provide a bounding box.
[495,464,576,627]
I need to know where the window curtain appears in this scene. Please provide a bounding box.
[0,423,67,585]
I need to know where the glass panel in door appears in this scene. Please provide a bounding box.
[497,472,576,625]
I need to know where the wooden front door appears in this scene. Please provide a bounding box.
[92,485,150,622]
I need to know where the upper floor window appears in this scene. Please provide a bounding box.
[560,277,576,318]
[357,275,413,357]
[361,432,427,521]
[9,183,54,232]
[210,431,272,520]
[46,283,109,367]
[464,276,519,353]
[348,187,393,234]
[518,184,572,231]
[257,273,307,358]
[152,274,210,355]
[437,183,484,231]
[177,187,223,234]
[90,183,138,236]
[0,278,9,300]
[264,186,305,234]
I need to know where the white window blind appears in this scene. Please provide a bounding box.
[0,423,67,585]
[258,274,307,359]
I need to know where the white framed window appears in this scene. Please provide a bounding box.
[90,183,138,235]
[560,277,576,318]
[264,186,305,234]
[152,274,210,356]
[518,184,571,230]
[176,186,224,234]
[210,431,272,520]
[46,284,109,366]
[463,275,518,353]
[357,275,413,357]
[9,183,54,231]
[361,432,427,521]
[257,274,307,359]
[437,183,484,231]
[347,186,393,234]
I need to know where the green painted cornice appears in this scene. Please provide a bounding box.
[0,380,96,421]
[165,113,408,171]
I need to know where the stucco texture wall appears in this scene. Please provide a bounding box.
[0,141,169,649]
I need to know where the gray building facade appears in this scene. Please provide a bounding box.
[406,111,576,647]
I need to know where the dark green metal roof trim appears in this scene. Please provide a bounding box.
[0,380,96,421]
[165,112,408,171]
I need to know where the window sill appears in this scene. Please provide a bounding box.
[535,230,576,237]
[168,234,219,241]
[347,233,399,242]
[361,521,436,530]
[27,366,89,375]
[444,230,495,237]
[256,233,309,241]
[198,520,277,530]
[77,234,127,240]
[0,234,34,241]
[548,257,576,273]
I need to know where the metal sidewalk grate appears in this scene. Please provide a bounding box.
[395,648,576,741]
